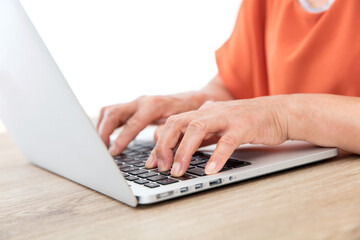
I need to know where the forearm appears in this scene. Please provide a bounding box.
[201,74,235,101]
[287,94,360,154]
[169,73,234,111]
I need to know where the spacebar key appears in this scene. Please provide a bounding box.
[186,168,206,176]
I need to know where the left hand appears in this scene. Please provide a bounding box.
[145,95,291,177]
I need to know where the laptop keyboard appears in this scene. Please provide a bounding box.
[114,141,251,188]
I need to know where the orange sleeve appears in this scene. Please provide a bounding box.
[215,0,268,99]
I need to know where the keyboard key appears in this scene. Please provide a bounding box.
[190,159,206,166]
[134,179,149,185]
[152,169,170,176]
[156,178,179,185]
[134,163,146,167]
[174,173,197,181]
[138,172,157,178]
[196,163,207,168]
[144,183,160,188]
[122,173,130,178]
[147,175,168,181]
[117,158,135,163]
[220,167,232,172]
[121,166,139,172]
[125,176,139,181]
[115,157,133,162]
[193,154,209,160]
[126,160,143,165]
[121,149,131,155]
[114,154,126,159]
[187,167,206,176]
[129,145,143,151]
[224,159,247,168]
[134,153,148,158]
[124,152,138,157]
[192,152,204,156]
[119,165,131,170]
[159,171,171,176]
[129,169,148,176]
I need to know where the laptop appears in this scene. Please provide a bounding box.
[0,0,338,207]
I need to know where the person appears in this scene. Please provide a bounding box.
[97,0,360,178]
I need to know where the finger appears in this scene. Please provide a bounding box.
[153,114,189,171]
[96,107,107,130]
[110,107,162,155]
[98,104,136,147]
[171,118,227,176]
[145,150,158,169]
[205,134,240,174]
[154,124,165,143]
[170,120,208,176]
[146,133,184,169]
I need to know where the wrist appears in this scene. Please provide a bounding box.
[285,94,309,141]
[172,90,211,112]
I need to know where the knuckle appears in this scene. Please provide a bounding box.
[146,95,162,105]
[112,141,125,150]
[126,117,141,128]
[166,115,179,126]
[154,143,166,159]
[218,135,237,148]
[174,148,184,158]
[157,143,167,154]
[187,120,206,132]
[136,95,149,105]
[137,95,148,101]
[104,107,117,118]
[154,126,164,140]
[200,101,214,110]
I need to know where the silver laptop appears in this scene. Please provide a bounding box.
[0,0,338,207]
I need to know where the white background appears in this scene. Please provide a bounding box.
[0,0,242,133]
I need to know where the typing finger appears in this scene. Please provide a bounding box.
[152,114,190,171]
[154,124,165,143]
[98,103,136,147]
[171,118,226,176]
[110,107,162,155]
[96,106,106,130]
[205,133,240,174]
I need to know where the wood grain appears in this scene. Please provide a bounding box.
[1,133,360,240]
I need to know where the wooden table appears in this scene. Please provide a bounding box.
[1,132,360,240]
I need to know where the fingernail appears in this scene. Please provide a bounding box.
[145,155,155,168]
[171,162,181,176]
[109,145,118,156]
[205,161,217,174]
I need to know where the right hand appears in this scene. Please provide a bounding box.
[97,93,206,156]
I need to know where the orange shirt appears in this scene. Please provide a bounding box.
[216,0,360,99]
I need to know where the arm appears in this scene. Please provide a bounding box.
[288,94,360,154]
[201,74,234,102]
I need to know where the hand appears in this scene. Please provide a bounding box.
[146,95,290,176]
[97,92,208,155]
